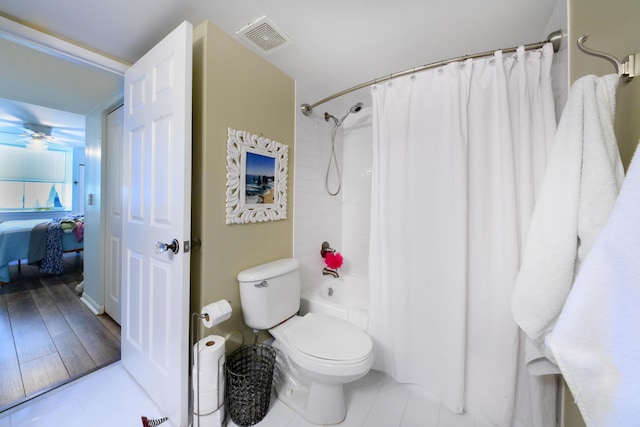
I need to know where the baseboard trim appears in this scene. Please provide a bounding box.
[80,293,104,315]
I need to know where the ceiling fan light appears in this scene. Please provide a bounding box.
[28,138,48,151]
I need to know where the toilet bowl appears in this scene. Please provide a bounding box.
[270,313,373,424]
[237,259,374,425]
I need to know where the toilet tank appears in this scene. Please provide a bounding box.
[237,258,301,330]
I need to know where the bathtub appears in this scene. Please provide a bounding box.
[300,275,369,330]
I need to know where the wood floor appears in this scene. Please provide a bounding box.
[0,253,120,411]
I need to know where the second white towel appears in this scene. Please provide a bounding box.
[511,74,624,373]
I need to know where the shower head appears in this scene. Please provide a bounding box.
[324,102,364,127]
[337,102,363,126]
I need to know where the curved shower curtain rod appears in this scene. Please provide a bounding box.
[300,30,562,116]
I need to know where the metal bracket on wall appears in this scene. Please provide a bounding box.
[577,34,639,82]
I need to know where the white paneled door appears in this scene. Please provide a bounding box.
[121,21,193,427]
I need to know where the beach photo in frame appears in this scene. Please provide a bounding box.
[225,128,288,224]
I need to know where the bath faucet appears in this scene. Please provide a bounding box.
[323,267,339,278]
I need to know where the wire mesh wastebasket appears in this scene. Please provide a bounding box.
[225,344,277,426]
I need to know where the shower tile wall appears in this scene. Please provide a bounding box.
[341,112,373,279]
[294,84,344,292]
[294,84,373,293]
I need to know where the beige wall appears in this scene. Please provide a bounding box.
[564,1,640,425]
[569,0,640,168]
[191,21,295,350]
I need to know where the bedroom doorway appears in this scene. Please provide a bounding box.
[0,16,127,412]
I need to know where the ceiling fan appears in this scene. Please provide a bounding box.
[0,121,83,150]
[23,123,54,150]
[0,122,54,150]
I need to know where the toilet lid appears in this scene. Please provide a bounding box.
[286,313,372,361]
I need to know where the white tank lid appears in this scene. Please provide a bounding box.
[237,258,300,282]
[286,313,372,361]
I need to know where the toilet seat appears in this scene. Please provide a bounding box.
[286,313,372,362]
[269,313,373,384]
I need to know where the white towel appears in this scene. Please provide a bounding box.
[548,143,640,426]
[511,74,624,373]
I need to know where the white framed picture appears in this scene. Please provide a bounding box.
[225,128,288,224]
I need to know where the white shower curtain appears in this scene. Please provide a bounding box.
[369,44,557,426]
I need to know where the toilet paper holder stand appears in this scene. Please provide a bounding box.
[190,311,226,426]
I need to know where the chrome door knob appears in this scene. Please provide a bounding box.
[156,239,180,254]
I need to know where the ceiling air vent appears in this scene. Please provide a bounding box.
[236,16,293,54]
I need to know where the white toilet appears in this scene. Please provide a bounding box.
[237,258,373,425]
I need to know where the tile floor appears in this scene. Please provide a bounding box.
[227,368,478,427]
[0,363,165,427]
[0,362,482,427]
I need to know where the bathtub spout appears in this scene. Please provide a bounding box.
[323,267,339,278]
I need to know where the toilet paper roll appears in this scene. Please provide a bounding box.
[193,335,225,373]
[192,362,225,396]
[193,407,224,427]
[201,300,232,328]
[193,335,225,415]
[193,369,219,393]
[193,389,220,414]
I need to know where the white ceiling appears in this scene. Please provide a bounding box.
[0,34,122,148]
[0,0,560,141]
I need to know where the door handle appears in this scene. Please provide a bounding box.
[156,239,180,254]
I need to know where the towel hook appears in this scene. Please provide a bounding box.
[577,34,638,82]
